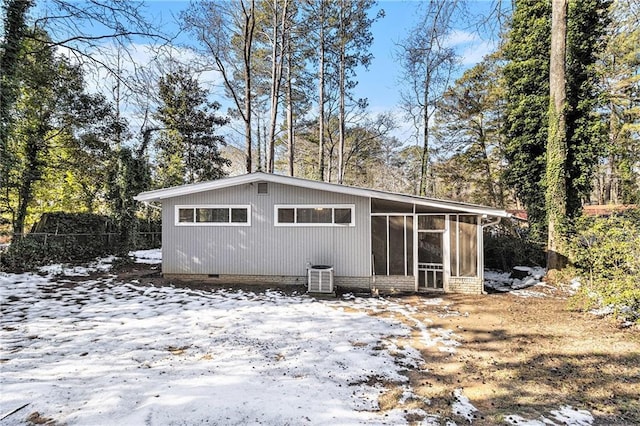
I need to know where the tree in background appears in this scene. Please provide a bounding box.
[594,0,640,204]
[1,30,117,237]
[153,67,229,187]
[433,53,507,207]
[182,0,256,173]
[502,0,550,241]
[396,0,459,196]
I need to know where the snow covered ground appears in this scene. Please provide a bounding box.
[0,252,594,425]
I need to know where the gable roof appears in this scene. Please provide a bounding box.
[134,172,511,218]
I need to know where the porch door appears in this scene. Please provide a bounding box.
[416,215,447,290]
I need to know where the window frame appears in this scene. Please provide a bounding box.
[175,204,252,227]
[274,204,356,227]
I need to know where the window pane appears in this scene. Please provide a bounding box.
[298,208,331,223]
[178,208,194,223]
[278,208,295,223]
[371,216,387,275]
[388,216,406,275]
[196,208,229,223]
[459,216,477,276]
[334,208,352,224]
[418,215,446,230]
[212,208,229,223]
[231,208,248,223]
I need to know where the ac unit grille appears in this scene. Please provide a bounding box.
[308,266,334,293]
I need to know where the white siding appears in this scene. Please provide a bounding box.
[161,182,371,277]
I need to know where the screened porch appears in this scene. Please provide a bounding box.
[370,199,482,292]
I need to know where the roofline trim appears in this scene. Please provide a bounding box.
[134,172,511,218]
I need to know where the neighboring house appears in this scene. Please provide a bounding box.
[135,172,510,294]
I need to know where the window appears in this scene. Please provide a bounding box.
[176,205,251,226]
[274,205,355,226]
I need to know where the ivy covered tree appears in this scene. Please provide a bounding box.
[503,0,611,241]
[154,67,230,187]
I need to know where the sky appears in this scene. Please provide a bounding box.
[29,0,504,146]
[137,0,501,111]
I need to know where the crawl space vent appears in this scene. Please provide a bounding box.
[257,182,268,194]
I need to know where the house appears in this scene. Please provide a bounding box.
[134,172,511,294]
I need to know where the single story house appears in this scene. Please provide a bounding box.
[134,172,511,294]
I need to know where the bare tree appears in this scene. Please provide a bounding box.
[396,0,459,196]
[182,0,257,173]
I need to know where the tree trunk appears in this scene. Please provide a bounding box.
[546,0,569,273]
[317,1,326,181]
[243,0,256,173]
[419,70,431,197]
[337,0,346,184]
[286,44,294,177]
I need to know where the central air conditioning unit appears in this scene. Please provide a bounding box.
[307,265,334,293]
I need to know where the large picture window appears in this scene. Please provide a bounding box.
[274,205,355,227]
[175,205,251,226]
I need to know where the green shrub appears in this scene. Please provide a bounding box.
[569,209,640,324]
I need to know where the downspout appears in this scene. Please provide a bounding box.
[480,216,503,294]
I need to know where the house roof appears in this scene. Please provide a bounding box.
[134,172,512,218]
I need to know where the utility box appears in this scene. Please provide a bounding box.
[308,265,334,293]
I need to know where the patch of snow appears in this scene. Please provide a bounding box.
[550,406,594,425]
[452,389,477,423]
[505,405,594,426]
[0,272,426,425]
[484,267,547,294]
[129,248,162,264]
[37,256,115,277]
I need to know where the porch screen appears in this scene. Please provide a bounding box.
[371,215,413,276]
[450,215,478,277]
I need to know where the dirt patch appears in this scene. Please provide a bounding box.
[389,292,640,425]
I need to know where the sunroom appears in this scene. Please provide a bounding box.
[370,198,490,293]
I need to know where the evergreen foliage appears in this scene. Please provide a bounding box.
[154,67,230,186]
[569,209,640,324]
[502,0,550,241]
[503,0,612,241]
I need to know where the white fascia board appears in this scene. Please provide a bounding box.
[134,172,511,218]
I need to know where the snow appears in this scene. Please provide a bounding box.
[451,389,478,423]
[0,267,427,425]
[129,248,162,264]
[0,254,597,425]
[505,405,594,425]
[484,266,548,297]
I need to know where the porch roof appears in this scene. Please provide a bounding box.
[135,172,511,218]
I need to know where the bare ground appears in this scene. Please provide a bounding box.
[56,263,640,425]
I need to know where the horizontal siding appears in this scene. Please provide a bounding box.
[162,182,370,277]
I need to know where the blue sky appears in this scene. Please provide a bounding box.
[29,0,503,144]
[138,0,501,115]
